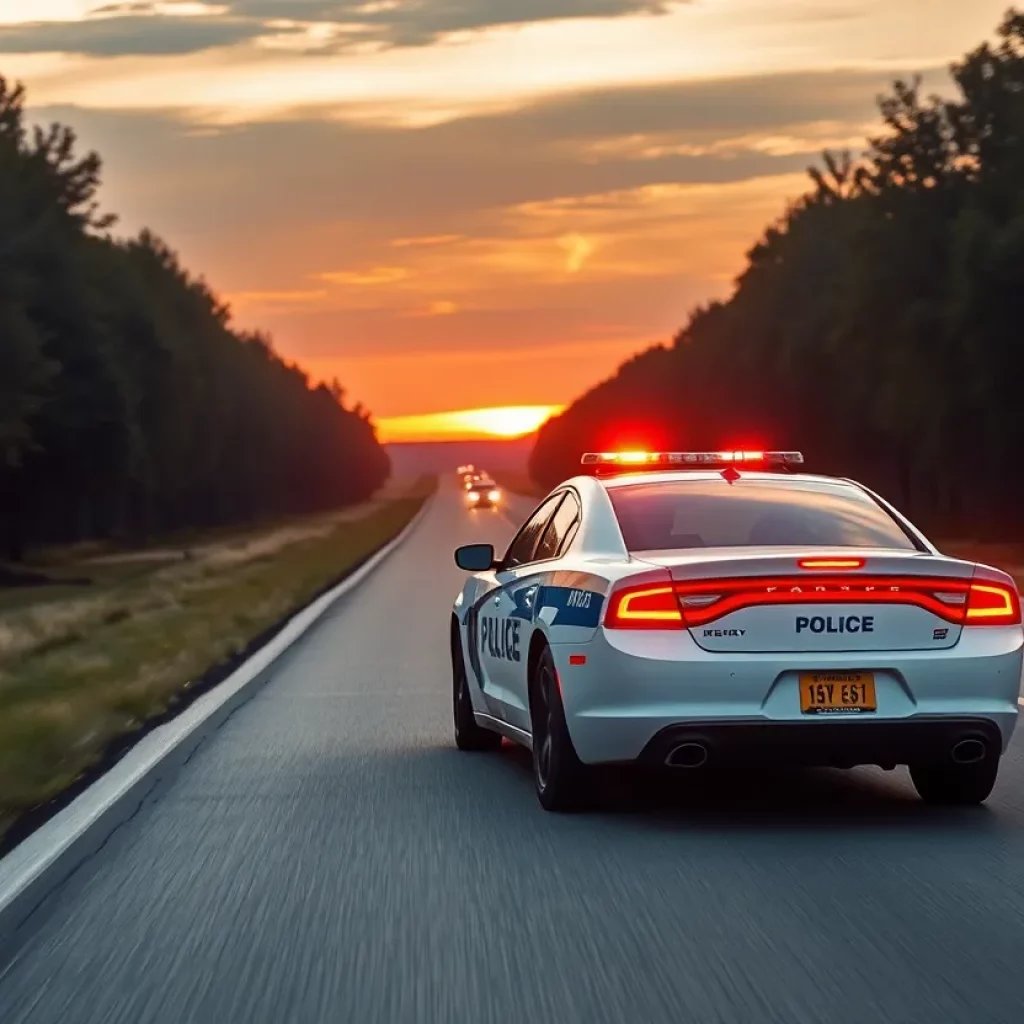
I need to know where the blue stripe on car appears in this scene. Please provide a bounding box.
[508,584,604,628]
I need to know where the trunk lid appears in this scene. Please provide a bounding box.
[634,547,973,653]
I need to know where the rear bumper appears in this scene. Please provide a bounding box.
[638,716,1004,769]
[552,626,1022,764]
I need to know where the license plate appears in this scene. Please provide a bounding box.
[799,672,876,715]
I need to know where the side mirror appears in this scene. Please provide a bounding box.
[455,543,496,572]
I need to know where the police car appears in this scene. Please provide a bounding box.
[450,451,1022,811]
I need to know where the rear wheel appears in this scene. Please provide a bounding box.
[909,757,999,805]
[531,646,588,811]
[453,634,501,752]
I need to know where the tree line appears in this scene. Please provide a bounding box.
[0,78,389,561]
[530,9,1024,539]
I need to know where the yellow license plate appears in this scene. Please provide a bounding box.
[799,672,876,715]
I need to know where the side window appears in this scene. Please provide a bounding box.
[504,495,563,567]
[535,492,580,562]
[558,499,582,557]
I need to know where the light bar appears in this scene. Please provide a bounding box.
[581,450,804,474]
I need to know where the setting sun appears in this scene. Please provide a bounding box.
[378,405,563,443]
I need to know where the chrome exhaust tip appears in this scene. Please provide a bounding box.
[665,742,709,768]
[951,738,987,765]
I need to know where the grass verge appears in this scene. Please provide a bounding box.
[0,477,435,845]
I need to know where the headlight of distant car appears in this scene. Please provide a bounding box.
[468,491,480,502]
[488,489,500,502]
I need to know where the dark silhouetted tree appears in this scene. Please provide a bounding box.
[0,78,389,559]
[529,9,1024,539]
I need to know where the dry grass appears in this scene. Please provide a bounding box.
[0,477,435,839]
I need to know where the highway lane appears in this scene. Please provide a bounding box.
[2,482,1024,1023]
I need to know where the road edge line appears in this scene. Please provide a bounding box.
[0,492,434,949]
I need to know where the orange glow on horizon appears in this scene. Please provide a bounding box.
[378,404,563,443]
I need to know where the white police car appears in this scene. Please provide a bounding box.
[450,451,1022,811]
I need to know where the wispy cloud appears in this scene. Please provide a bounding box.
[92,3,230,15]
[425,299,459,316]
[558,233,596,273]
[224,287,329,308]
[0,0,677,58]
[0,2,263,56]
[0,1,962,126]
[390,234,463,248]
[225,0,676,49]
[579,120,875,162]
[317,266,410,285]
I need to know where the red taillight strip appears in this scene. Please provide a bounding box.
[673,575,1020,628]
[604,573,1021,630]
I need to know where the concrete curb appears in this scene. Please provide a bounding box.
[0,493,434,948]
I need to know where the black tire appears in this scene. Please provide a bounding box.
[453,632,502,752]
[909,757,999,805]
[530,646,588,811]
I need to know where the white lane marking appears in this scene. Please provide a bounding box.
[0,493,435,936]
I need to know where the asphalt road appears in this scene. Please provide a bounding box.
[3,482,1024,1023]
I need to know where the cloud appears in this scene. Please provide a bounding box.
[0,14,264,56]
[224,287,329,308]
[32,68,906,286]
[24,63,941,413]
[317,265,410,285]
[390,234,464,248]
[558,233,596,273]
[226,1,674,47]
[0,0,674,58]
[91,2,230,13]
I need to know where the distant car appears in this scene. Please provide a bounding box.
[466,479,501,509]
[465,468,494,489]
[450,450,1022,811]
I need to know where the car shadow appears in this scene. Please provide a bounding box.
[486,741,1007,837]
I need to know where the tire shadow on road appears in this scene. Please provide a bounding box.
[454,741,1009,838]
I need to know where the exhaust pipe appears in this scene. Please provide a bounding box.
[665,742,709,768]
[951,738,987,765]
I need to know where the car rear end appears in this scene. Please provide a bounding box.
[556,455,1022,788]
[466,481,501,509]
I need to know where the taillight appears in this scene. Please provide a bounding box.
[604,570,1021,630]
[605,579,683,629]
[965,581,1021,625]
[671,576,981,627]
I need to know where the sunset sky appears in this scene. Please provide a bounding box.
[0,0,1009,440]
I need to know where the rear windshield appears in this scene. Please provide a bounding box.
[607,478,919,552]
